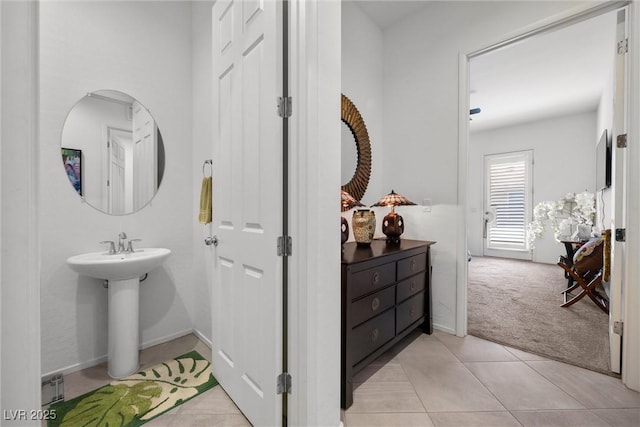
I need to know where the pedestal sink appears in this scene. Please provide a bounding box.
[66,248,171,378]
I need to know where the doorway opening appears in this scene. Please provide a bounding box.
[465,6,621,375]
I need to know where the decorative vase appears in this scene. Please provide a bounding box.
[352,209,376,246]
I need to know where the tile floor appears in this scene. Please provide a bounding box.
[345,329,640,427]
[56,331,640,426]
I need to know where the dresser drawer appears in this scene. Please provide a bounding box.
[351,286,395,327]
[396,292,425,334]
[397,253,426,281]
[350,262,395,300]
[350,309,395,365]
[396,272,426,303]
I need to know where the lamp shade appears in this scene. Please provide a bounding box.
[372,190,415,244]
[372,190,416,208]
[341,190,364,212]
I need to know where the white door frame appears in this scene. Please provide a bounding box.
[457,1,639,391]
[0,0,42,418]
[288,1,342,426]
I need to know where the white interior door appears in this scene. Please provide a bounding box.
[211,0,282,425]
[608,8,628,374]
[107,128,131,215]
[132,101,157,211]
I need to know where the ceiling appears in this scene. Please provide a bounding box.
[354,1,619,132]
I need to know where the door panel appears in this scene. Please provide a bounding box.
[211,0,282,425]
[132,101,157,211]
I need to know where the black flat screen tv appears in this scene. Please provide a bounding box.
[596,129,611,191]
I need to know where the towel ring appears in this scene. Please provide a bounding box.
[203,159,213,177]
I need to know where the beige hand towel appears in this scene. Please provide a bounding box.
[198,176,212,224]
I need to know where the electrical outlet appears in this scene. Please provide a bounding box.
[422,199,432,213]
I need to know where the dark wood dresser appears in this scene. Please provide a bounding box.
[341,239,435,408]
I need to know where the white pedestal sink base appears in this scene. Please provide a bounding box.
[108,278,140,379]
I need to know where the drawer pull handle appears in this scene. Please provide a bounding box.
[371,271,380,285]
[410,281,416,291]
[371,297,380,311]
[410,259,417,271]
[371,328,379,342]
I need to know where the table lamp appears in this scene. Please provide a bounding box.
[372,190,416,244]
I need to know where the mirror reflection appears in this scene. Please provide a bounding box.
[61,90,165,215]
[341,122,358,184]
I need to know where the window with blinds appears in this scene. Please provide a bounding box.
[484,151,532,252]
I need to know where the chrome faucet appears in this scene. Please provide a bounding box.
[117,232,128,253]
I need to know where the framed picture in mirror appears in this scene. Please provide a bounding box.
[61,147,82,196]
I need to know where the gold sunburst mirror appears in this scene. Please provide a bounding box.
[341,94,371,201]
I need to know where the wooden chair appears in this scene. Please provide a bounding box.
[557,238,609,314]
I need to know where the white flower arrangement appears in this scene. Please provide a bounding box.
[526,191,596,251]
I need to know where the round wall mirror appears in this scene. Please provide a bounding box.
[341,94,371,201]
[61,90,165,215]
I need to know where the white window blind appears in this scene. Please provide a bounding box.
[485,151,532,252]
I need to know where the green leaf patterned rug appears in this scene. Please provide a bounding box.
[48,350,218,427]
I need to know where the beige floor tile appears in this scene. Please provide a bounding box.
[193,340,213,361]
[145,413,177,427]
[345,412,434,427]
[347,381,426,413]
[395,334,460,369]
[503,346,549,361]
[168,413,251,426]
[511,409,611,426]
[62,362,111,399]
[466,362,584,411]
[403,363,505,413]
[527,360,640,409]
[177,387,242,415]
[591,408,640,427]
[353,361,408,384]
[428,411,521,426]
[435,332,519,362]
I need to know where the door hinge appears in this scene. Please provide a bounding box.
[613,321,624,335]
[277,96,292,118]
[277,236,292,256]
[615,228,626,242]
[277,372,291,394]
[617,134,628,148]
[617,38,629,54]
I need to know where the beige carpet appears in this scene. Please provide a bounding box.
[467,256,614,376]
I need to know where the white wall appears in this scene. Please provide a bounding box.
[596,64,614,234]
[468,111,597,264]
[341,1,387,240]
[381,0,606,333]
[190,0,215,345]
[39,1,194,375]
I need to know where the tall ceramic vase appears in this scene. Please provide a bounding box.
[352,209,376,246]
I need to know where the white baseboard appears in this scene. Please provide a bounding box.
[433,323,456,335]
[140,328,193,350]
[192,327,212,348]
[42,329,197,380]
